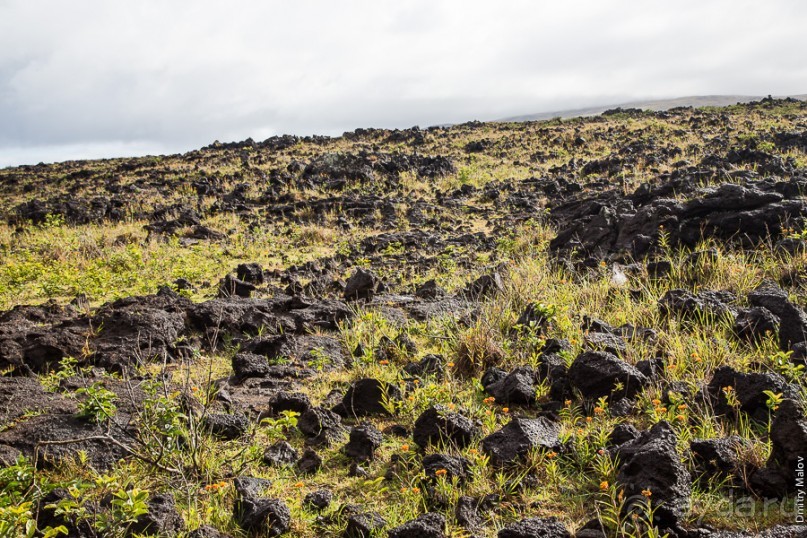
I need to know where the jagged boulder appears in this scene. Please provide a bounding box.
[412,405,479,449]
[481,417,560,467]
[388,512,446,538]
[497,517,570,538]
[344,423,383,461]
[568,351,647,400]
[614,421,691,528]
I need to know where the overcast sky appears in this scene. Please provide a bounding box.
[1,0,806,167]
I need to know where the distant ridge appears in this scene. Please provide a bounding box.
[501,94,807,122]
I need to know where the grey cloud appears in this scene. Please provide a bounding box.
[0,0,805,167]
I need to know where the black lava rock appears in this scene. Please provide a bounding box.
[263,441,298,467]
[568,351,647,400]
[202,413,248,440]
[614,421,691,528]
[344,423,383,461]
[481,417,560,467]
[339,378,401,417]
[296,448,323,475]
[387,512,446,538]
[303,489,332,511]
[412,405,479,449]
[497,516,570,538]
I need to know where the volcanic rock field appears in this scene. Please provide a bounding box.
[1,98,807,537]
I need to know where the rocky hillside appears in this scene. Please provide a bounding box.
[0,97,806,537]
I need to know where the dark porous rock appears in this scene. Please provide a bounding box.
[268,390,311,416]
[187,525,233,538]
[733,307,779,342]
[706,365,795,422]
[413,405,479,449]
[233,477,290,536]
[647,259,672,279]
[635,357,665,379]
[497,516,570,538]
[765,398,807,495]
[202,413,249,440]
[0,444,22,467]
[218,274,256,298]
[568,351,647,400]
[303,489,332,511]
[415,279,446,299]
[403,354,445,379]
[384,424,410,437]
[485,366,538,406]
[690,436,744,478]
[748,279,807,349]
[348,462,369,478]
[481,417,561,467]
[422,453,470,483]
[128,493,185,537]
[749,466,792,499]
[583,331,627,356]
[609,397,634,417]
[296,448,323,474]
[339,378,401,417]
[236,263,265,285]
[344,511,386,537]
[658,289,736,320]
[607,423,641,448]
[344,423,383,461]
[461,272,504,300]
[344,268,380,300]
[481,367,508,389]
[614,421,691,528]
[575,519,607,538]
[242,334,292,360]
[388,512,446,538]
[298,406,347,446]
[263,441,298,467]
[454,496,481,531]
[232,352,270,381]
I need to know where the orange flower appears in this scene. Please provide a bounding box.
[593,406,604,415]
[600,481,609,491]
[447,362,455,368]
[411,487,420,494]
[641,489,652,498]
[434,469,448,476]
[723,385,734,393]
[564,400,572,407]
[293,481,304,488]
[546,451,557,459]
[401,444,409,452]
[379,360,389,365]
[677,404,688,410]
[676,414,686,422]
[413,379,420,385]
[585,416,593,423]
[651,399,661,407]
[502,407,510,414]
[483,396,496,405]
[469,448,478,455]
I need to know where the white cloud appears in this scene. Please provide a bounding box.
[0,0,805,166]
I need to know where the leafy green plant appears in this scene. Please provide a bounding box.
[75,382,118,423]
[260,410,299,441]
